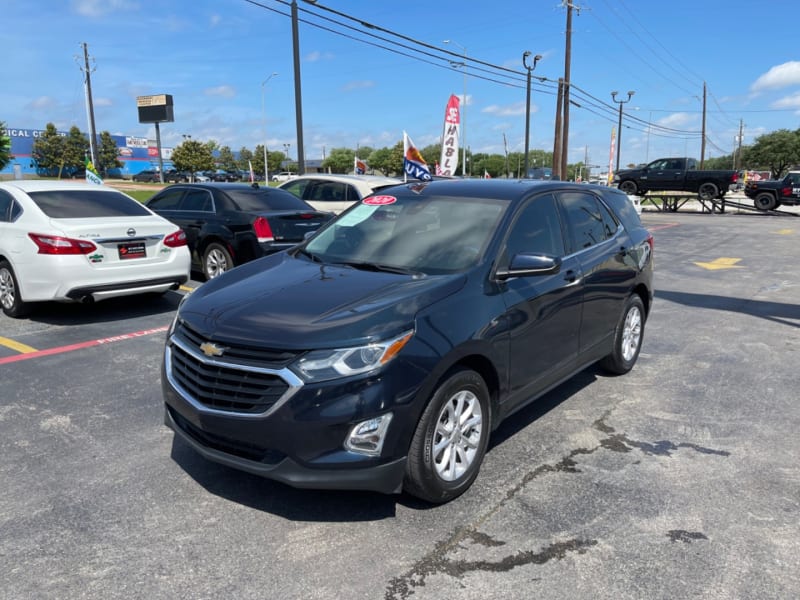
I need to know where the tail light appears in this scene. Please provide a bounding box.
[253,216,274,243]
[164,229,187,247]
[28,233,96,255]
[731,172,739,183]
[781,186,793,197]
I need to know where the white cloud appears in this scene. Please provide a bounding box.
[342,80,375,92]
[483,102,534,117]
[771,92,800,109]
[750,61,800,92]
[27,96,58,110]
[210,14,222,27]
[204,86,236,98]
[657,112,695,128]
[94,97,113,107]
[71,0,138,17]
[306,51,334,62]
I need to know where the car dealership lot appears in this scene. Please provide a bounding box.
[1,212,798,599]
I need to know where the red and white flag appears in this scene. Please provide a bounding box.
[438,94,460,176]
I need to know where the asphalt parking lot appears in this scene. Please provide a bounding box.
[1,210,799,600]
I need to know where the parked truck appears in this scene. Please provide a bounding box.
[744,170,800,211]
[614,157,738,201]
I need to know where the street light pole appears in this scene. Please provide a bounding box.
[261,72,278,181]
[522,51,542,178]
[611,90,635,173]
[444,39,467,177]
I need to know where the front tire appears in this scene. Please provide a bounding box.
[599,294,645,375]
[0,260,31,318]
[754,192,777,211]
[404,369,491,504]
[203,243,234,280]
[698,182,719,201]
[618,180,639,196]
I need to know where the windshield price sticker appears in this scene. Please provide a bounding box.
[363,195,397,206]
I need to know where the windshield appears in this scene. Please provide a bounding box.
[304,194,507,274]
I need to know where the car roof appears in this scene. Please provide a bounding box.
[380,178,621,201]
[0,180,125,193]
[283,174,402,186]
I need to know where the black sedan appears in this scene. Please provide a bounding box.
[146,183,334,279]
[160,179,654,503]
[132,170,160,183]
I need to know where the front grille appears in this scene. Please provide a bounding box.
[170,342,291,414]
[169,407,286,464]
[176,321,300,368]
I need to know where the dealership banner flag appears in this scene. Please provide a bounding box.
[354,156,367,175]
[438,94,460,176]
[403,131,432,182]
[248,160,255,183]
[85,157,103,185]
[607,127,616,185]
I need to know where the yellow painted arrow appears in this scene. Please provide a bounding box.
[775,229,794,235]
[693,257,743,270]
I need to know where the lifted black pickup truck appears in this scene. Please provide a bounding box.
[744,170,800,211]
[614,157,738,200]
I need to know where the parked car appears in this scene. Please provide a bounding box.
[744,170,800,211]
[210,170,241,183]
[132,170,161,183]
[272,172,296,183]
[145,182,334,279]
[0,180,190,318]
[164,169,191,183]
[279,174,403,214]
[193,172,212,183]
[613,157,738,200]
[525,166,554,180]
[160,179,654,503]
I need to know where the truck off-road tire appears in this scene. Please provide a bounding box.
[403,368,491,504]
[754,192,777,212]
[618,180,639,196]
[698,182,719,201]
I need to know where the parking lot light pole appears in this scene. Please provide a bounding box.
[443,39,467,177]
[523,51,542,178]
[612,90,635,173]
[261,72,278,181]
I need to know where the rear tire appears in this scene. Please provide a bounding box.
[599,295,645,375]
[754,192,777,212]
[203,243,234,280]
[404,369,491,504]
[698,182,719,201]
[0,260,31,318]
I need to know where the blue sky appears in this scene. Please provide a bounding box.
[3,0,799,173]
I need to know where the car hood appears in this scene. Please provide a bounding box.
[179,252,467,348]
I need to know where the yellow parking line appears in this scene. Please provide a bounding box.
[179,285,195,292]
[0,336,37,354]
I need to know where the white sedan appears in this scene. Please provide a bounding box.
[0,180,191,318]
[278,174,402,214]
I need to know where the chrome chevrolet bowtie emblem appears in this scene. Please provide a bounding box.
[199,342,225,357]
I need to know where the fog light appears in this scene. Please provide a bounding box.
[345,413,393,457]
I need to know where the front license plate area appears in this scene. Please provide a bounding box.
[118,241,146,260]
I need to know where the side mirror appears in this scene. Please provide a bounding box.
[495,253,561,280]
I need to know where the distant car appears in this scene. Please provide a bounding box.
[209,170,240,183]
[272,172,296,183]
[159,179,654,503]
[164,170,191,183]
[193,172,211,183]
[279,174,403,214]
[744,170,800,211]
[132,170,160,183]
[145,182,335,279]
[525,167,554,180]
[0,181,190,318]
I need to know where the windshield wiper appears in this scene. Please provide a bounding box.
[339,261,421,276]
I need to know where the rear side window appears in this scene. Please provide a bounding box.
[559,191,616,252]
[0,190,21,222]
[29,190,151,218]
[227,189,312,211]
[181,190,213,211]
[599,188,643,232]
[147,189,184,210]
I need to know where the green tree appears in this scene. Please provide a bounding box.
[0,121,13,171]
[217,145,237,171]
[237,146,254,172]
[32,123,65,175]
[742,129,800,178]
[96,131,122,175]
[420,144,440,170]
[387,140,405,177]
[171,139,215,175]
[368,147,393,175]
[62,126,89,173]
[322,147,355,173]
[702,154,735,171]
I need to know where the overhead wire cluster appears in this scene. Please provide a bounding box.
[245,0,736,155]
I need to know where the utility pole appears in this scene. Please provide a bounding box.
[291,0,306,174]
[552,78,564,178]
[560,1,576,181]
[79,42,99,167]
[736,119,744,171]
[700,81,707,169]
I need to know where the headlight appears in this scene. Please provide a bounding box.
[292,330,414,382]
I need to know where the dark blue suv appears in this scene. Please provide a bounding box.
[162,179,654,503]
